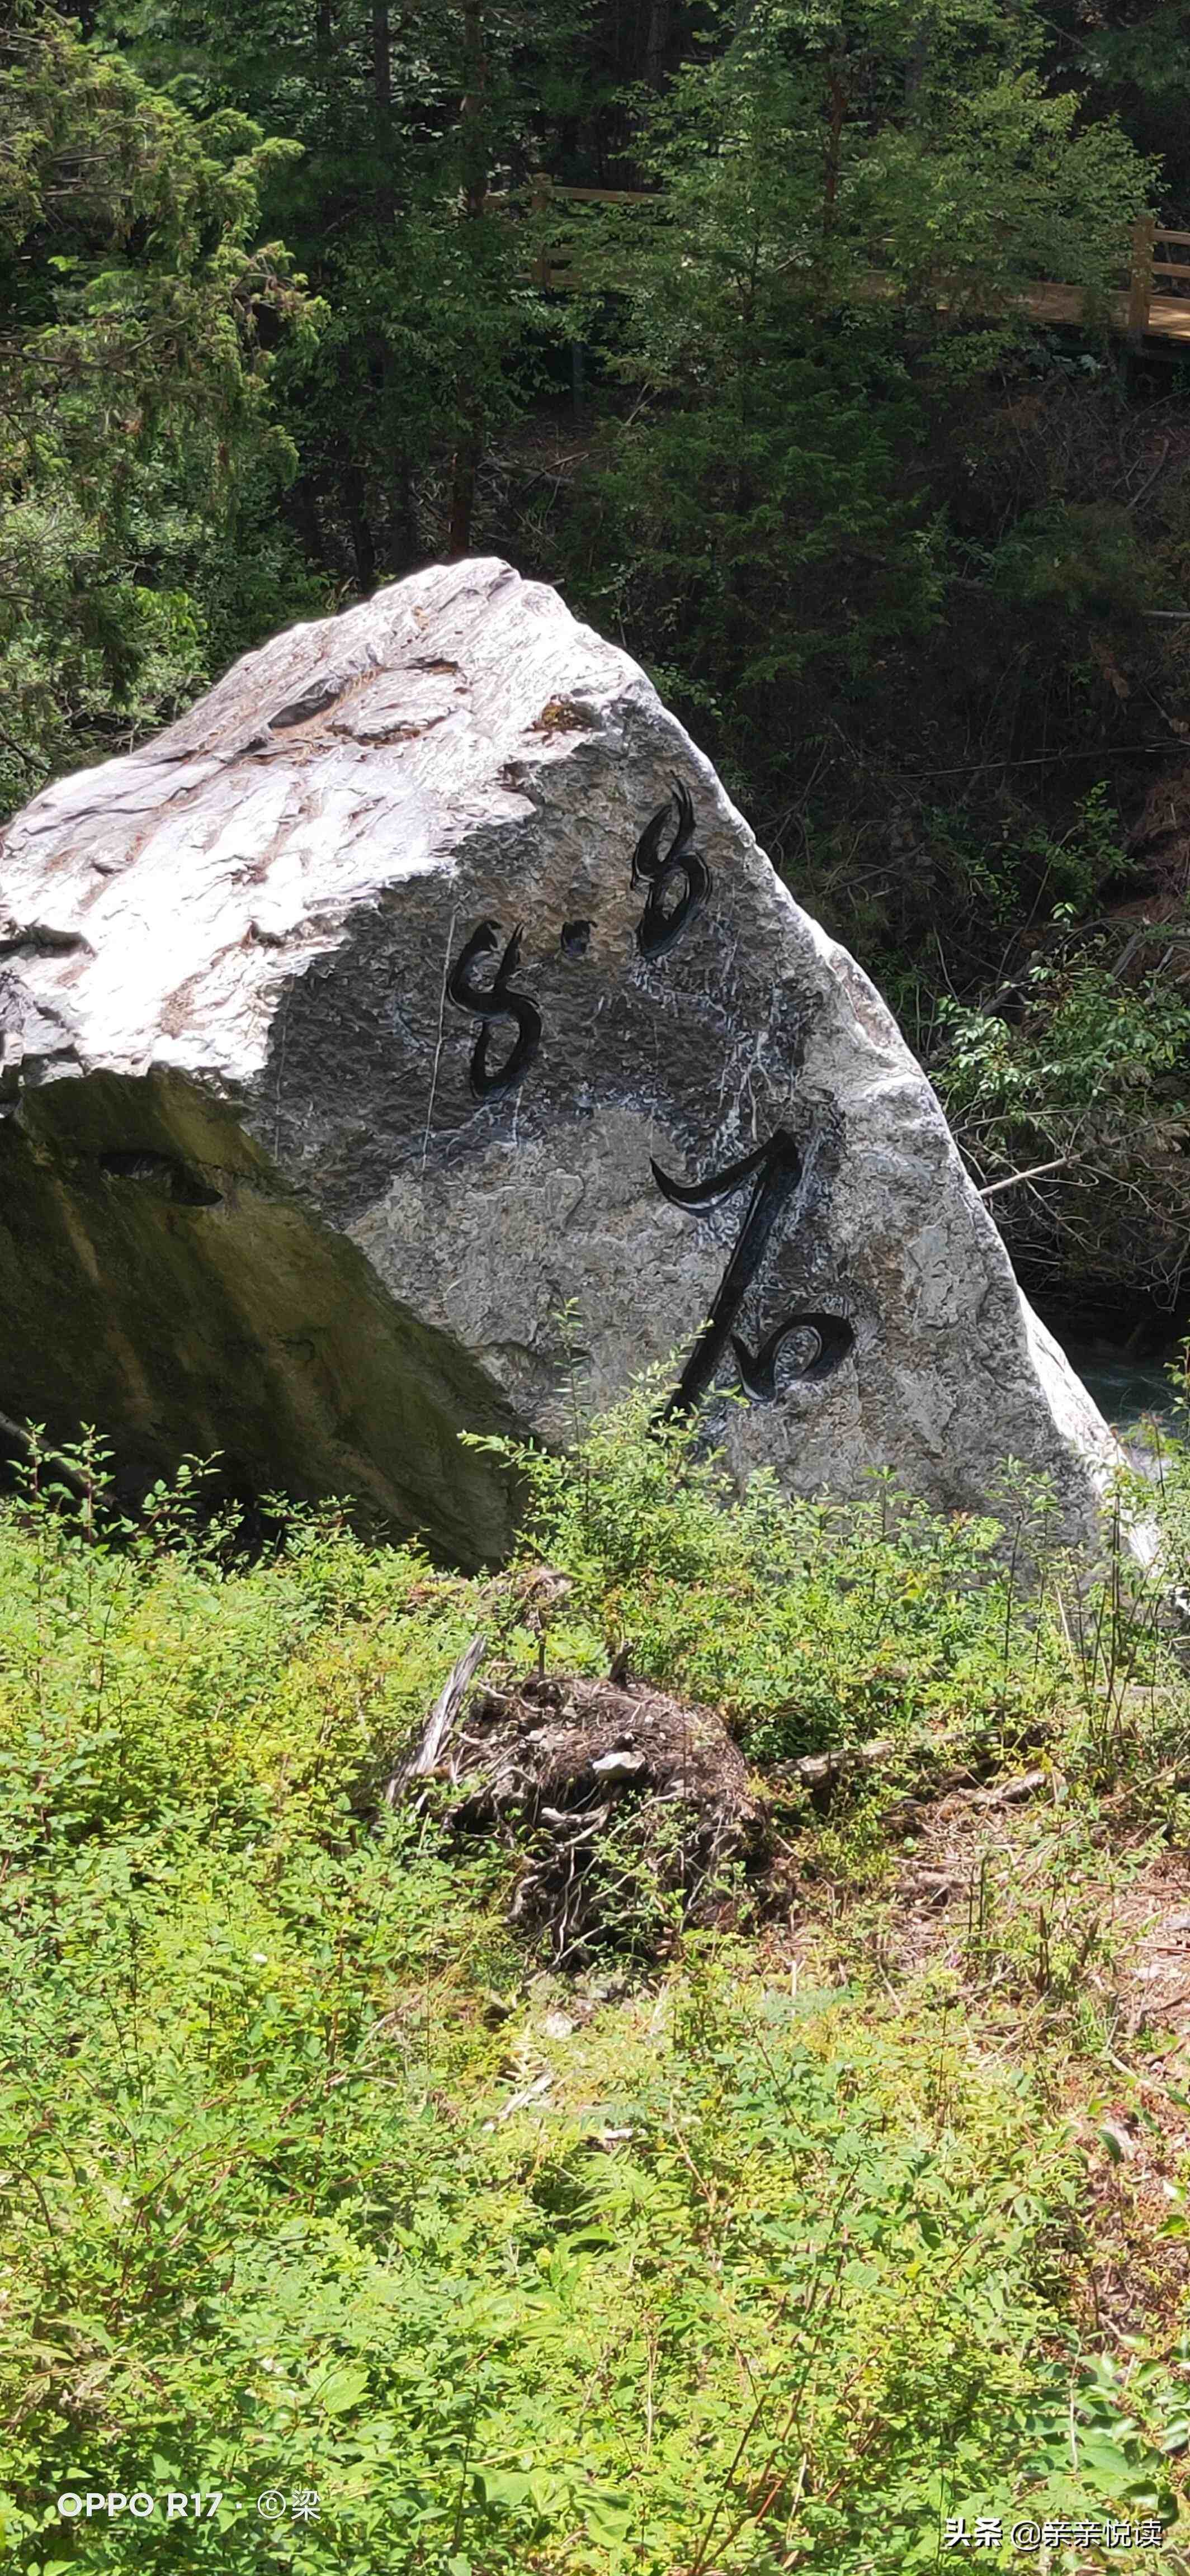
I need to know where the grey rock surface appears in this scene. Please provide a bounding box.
[0,556,1121,1556]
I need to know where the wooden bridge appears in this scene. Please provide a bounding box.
[507,181,1190,350]
[1028,219,1190,347]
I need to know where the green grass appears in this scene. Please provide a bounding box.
[1,1405,1189,2569]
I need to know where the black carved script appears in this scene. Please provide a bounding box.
[632,780,710,958]
[653,1129,855,1417]
[447,921,542,1101]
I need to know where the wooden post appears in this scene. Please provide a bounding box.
[1129,215,1155,339]
[529,171,554,292]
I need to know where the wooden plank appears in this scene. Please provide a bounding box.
[1145,296,1190,344]
[530,258,1190,344]
[1153,259,1190,285]
[547,183,655,205]
[484,176,655,209]
[1021,281,1128,326]
[1156,227,1190,248]
[1020,280,1190,343]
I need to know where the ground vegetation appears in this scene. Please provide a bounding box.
[4,1395,1190,2565]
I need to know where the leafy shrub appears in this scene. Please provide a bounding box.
[933,915,1190,1306]
[470,1375,1069,1762]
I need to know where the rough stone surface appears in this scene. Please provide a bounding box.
[0,555,1121,1556]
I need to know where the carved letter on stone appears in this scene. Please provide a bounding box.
[653,1129,854,1417]
[631,780,710,958]
[447,921,543,1102]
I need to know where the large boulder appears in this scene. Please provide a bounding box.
[1,557,1120,1559]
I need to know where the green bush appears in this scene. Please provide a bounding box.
[470,1374,1070,1763]
[933,904,1190,1305]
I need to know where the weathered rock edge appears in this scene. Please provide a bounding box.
[0,556,1122,1556]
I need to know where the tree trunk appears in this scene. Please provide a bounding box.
[343,464,376,591]
[372,0,395,217]
[288,474,328,571]
[644,0,670,85]
[458,0,489,219]
[903,22,929,108]
[821,65,848,239]
[447,0,489,561]
[447,432,481,561]
[394,458,420,571]
[372,0,391,125]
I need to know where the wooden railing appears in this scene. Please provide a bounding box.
[495,181,1190,344]
[486,173,656,291]
[1129,219,1190,335]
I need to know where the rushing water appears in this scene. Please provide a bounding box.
[1066,1352,1184,1443]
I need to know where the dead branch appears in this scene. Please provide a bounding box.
[385,1633,487,1802]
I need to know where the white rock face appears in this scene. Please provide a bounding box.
[0,556,1122,1555]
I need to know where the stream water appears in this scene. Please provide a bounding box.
[1065,1352,1184,1441]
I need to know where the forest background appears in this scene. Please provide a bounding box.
[4,0,1190,1341]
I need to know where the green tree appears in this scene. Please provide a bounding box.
[1043,0,1190,216]
[0,3,323,813]
[555,0,1152,811]
[104,0,596,575]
